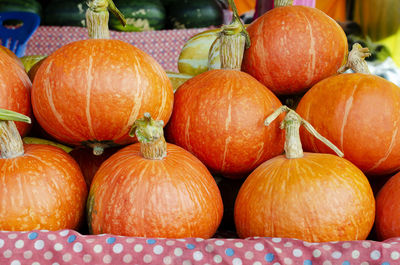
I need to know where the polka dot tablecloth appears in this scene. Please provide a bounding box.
[1,230,400,265]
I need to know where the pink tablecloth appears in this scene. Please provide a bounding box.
[0,229,399,264]
[25,26,210,73]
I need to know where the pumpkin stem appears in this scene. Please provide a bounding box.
[265,106,344,159]
[274,0,294,7]
[338,43,371,74]
[130,113,167,160]
[0,109,31,159]
[86,0,126,39]
[217,0,250,70]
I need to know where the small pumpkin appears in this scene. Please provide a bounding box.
[0,109,87,231]
[234,106,375,242]
[87,113,223,238]
[242,0,348,95]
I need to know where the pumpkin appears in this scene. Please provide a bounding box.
[296,71,400,176]
[234,106,375,242]
[0,48,32,136]
[87,113,223,238]
[31,0,174,155]
[166,1,284,178]
[375,172,400,240]
[0,46,24,69]
[242,0,348,95]
[0,109,87,231]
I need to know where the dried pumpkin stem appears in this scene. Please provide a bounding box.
[338,43,371,74]
[0,109,31,159]
[274,0,294,7]
[265,106,344,159]
[86,0,126,39]
[130,113,167,160]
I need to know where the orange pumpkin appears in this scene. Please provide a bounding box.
[234,107,375,242]
[296,73,400,176]
[88,114,223,238]
[0,110,87,231]
[376,172,400,240]
[0,48,32,136]
[242,2,348,95]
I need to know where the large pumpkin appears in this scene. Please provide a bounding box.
[0,110,87,231]
[234,107,375,242]
[0,48,32,136]
[296,73,400,176]
[31,0,174,155]
[242,1,348,95]
[88,114,223,238]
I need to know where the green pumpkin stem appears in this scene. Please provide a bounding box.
[265,106,344,159]
[218,0,250,70]
[130,113,167,160]
[86,0,126,39]
[0,109,31,159]
[274,0,294,7]
[338,43,371,74]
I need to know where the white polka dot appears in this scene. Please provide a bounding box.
[332,251,342,259]
[44,251,53,260]
[163,256,172,265]
[0,239,4,248]
[303,242,313,247]
[103,254,112,264]
[123,254,133,263]
[143,254,152,263]
[362,241,371,248]
[113,243,124,254]
[370,250,381,260]
[47,234,56,241]
[322,245,331,250]
[54,243,63,251]
[233,258,242,265]
[126,238,135,243]
[85,239,95,244]
[253,262,262,265]
[313,249,321,258]
[176,239,186,242]
[383,243,392,248]
[31,263,40,265]
[293,249,303,257]
[166,240,175,246]
[8,234,17,239]
[63,253,72,262]
[391,251,400,260]
[83,254,92,263]
[134,244,143,253]
[352,250,360,259]
[361,262,369,265]
[174,248,183,257]
[284,257,293,264]
[214,255,222,263]
[254,243,264,251]
[273,263,280,265]
[342,242,351,248]
[215,240,224,246]
[205,244,214,253]
[59,230,69,237]
[34,240,44,250]
[52,263,60,265]
[15,240,24,249]
[182,260,192,265]
[323,261,332,265]
[153,245,163,255]
[245,251,254,260]
[195,238,204,242]
[272,238,282,243]
[10,260,21,265]
[73,242,83,253]
[274,247,282,254]
[235,242,244,248]
[93,244,103,253]
[23,250,32,259]
[284,242,293,248]
[193,251,203,261]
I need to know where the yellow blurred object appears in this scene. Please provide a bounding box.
[166,71,194,92]
[315,0,347,22]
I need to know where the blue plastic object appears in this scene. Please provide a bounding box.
[0,11,40,57]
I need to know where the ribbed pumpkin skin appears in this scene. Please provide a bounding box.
[88,143,223,238]
[32,39,174,146]
[0,144,87,231]
[376,172,400,240]
[234,153,375,242]
[166,69,284,177]
[0,51,32,136]
[241,6,348,95]
[297,73,400,176]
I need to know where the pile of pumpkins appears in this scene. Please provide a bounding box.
[1,0,400,243]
